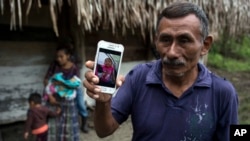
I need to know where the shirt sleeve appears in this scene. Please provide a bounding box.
[24,110,33,132]
[45,107,59,117]
[111,67,139,124]
[214,82,239,141]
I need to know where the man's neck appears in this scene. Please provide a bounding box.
[162,66,199,98]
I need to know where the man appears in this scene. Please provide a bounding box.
[84,2,238,141]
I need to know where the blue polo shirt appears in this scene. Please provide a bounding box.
[111,60,238,141]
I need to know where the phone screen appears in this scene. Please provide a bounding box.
[95,48,122,88]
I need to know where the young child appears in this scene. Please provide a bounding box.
[100,57,115,83]
[24,93,61,141]
[45,72,81,100]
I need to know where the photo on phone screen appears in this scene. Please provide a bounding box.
[95,48,122,88]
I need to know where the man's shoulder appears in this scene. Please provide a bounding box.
[210,72,236,93]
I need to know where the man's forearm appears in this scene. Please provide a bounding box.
[94,101,119,138]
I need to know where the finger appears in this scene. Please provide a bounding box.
[85,60,95,69]
[85,70,99,84]
[86,89,100,99]
[84,79,102,100]
[83,79,101,94]
[116,75,125,87]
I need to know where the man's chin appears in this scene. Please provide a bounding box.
[165,71,185,77]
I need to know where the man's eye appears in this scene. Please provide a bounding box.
[179,38,190,43]
[160,37,172,43]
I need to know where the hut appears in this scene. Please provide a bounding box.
[0,0,249,140]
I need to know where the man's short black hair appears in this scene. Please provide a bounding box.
[157,2,209,41]
[28,93,42,104]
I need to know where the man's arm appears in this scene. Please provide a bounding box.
[83,61,124,138]
[214,84,238,141]
[94,101,119,137]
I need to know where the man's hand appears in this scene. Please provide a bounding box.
[83,60,125,102]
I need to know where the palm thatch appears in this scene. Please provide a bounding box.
[1,0,250,41]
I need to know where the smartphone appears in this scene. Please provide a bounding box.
[93,40,124,94]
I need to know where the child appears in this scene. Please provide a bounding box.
[24,93,61,141]
[100,57,115,83]
[45,72,81,101]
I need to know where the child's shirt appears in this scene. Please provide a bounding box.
[24,106,59,134]
[101,65,114,82]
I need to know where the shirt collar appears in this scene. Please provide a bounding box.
[145,60,212,87]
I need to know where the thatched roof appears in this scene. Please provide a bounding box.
[1,0,250,41]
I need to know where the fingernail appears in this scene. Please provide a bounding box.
[94,88,101,92]
[92,77,98,82]
[93,94,99,99]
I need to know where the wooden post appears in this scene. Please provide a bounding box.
[68,2,86,75]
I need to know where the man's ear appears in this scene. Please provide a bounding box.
[201,35,213,56]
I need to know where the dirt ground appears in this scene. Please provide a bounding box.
[1,66,249,141]
[208,67,250,93]
[0,117,133,141]
[80,116,133,141]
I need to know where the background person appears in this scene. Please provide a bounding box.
[44,44,89,133]
[24,93,61,141]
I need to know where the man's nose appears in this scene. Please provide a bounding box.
[166,42,179,59]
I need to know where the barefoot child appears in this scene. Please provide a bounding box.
[24,93,61,141]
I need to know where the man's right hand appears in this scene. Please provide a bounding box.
[83,60,124,103]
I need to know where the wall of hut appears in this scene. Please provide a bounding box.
[0,5,151,126]
[0,5,57,125]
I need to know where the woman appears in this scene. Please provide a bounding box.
[44,44,86,141]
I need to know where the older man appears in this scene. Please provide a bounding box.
[84,2,238,141]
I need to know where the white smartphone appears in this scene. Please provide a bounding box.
[93,40,124,94]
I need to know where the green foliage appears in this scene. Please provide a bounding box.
[208,35,250,72]
[234,36,250,59]
[208,53,250,72]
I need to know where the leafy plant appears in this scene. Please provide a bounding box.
[208,35,250,72]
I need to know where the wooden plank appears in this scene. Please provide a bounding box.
[0,25,57,42]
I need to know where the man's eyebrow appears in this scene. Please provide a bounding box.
[159,33,171,38]
[177,33,195,40]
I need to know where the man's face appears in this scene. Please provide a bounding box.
[155,14,205,77]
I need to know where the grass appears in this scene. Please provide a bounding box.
[208,53,250,72]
